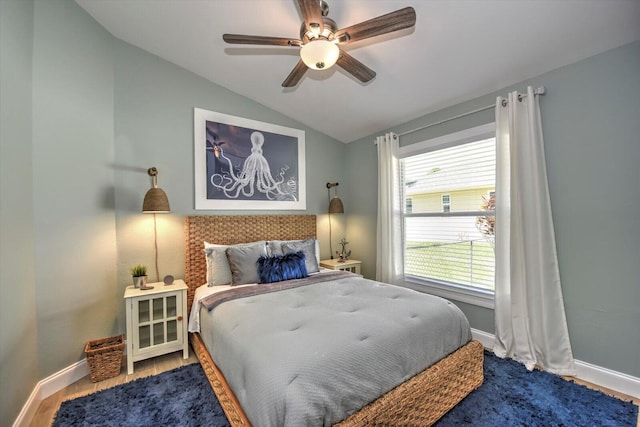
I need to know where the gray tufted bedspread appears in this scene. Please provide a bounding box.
[198,274,472,427]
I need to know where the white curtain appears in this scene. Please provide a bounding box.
[494,86,576,375]
[375,133,404,285]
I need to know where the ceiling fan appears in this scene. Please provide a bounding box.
[223,0,416,87]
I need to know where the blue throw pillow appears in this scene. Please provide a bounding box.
[257,251,308,284]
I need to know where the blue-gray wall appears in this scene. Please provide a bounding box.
[31,0,119,381]
[0,0,39,423]
[345,41,640,377]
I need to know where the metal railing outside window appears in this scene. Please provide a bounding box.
[405,238,494,290]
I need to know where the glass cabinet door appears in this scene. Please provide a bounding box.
[167,295,177,317]
[139,325,151,349]
[133,291,182,352]
[167,319,177,342]
[152,297,165,345]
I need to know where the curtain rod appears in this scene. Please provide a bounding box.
[398,86,545,137]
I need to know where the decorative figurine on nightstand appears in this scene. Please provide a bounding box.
[336,238,351,263]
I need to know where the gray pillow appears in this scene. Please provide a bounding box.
[282,238,319,274]
[267,240,286,257]
[226,241,268,285]
[269,239,320,261]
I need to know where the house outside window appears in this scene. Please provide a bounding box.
[441,194,451,213]
[405,198,413,214]
[399,123,496,308]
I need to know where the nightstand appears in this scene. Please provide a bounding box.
[124,279,188,374]
[320,259,362,275]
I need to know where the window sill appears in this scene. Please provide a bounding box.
[402,276,495,309]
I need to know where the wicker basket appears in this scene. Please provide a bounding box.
[85,334,124,382]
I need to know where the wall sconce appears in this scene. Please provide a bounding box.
[327,182,344,259]
[142,167,170,213]
[142,167,170,283]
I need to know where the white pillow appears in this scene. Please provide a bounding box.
[203,242,232,286]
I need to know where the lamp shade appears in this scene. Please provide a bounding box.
[142,188,170,213]
[300,39,340,70]
[328,196,344,214]
[142,167,170,213]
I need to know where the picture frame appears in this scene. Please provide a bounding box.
[194,108,306,210]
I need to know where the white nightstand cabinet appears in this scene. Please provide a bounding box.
[124,280,189,374]
[319,259,362,275]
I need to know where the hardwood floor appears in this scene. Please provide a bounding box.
[30,346,639,427]
[30,348,199,427]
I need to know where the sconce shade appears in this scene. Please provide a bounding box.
[143,188,170,213]
[327,182,344,214]
[328,196,344,214]
[142,167,170,213]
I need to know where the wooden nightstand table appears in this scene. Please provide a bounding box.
[319,259,362,275]
[124,279,188,374]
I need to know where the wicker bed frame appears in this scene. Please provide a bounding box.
[185,215,483,426]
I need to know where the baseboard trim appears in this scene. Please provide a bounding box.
[12,359,88,427]
[39,358,89,399]
[471,328,639,399]
[574,359,640,399]
[471,328,496,349]
[11,384,40,427]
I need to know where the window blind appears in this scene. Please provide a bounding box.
[401,138,496,291]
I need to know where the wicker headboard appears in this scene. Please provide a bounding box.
[184,215,317,311]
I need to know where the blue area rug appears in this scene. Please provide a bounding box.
[53,363,229,427]
[54,352,637,427]
[435,351,638,426]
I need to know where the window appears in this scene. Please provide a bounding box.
[399,124,496,308]
[441,194,451,213]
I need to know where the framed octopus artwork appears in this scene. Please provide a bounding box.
[194,108,306,210]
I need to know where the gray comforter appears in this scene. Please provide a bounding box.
[198,273,471,427]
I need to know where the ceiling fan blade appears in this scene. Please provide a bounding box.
[297,0,324,34]
[282,60,308,87]
[223,34,302,47]
[336,51,376,83]
[335,7,416,45]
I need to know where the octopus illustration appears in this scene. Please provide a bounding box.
[210,131,297,201]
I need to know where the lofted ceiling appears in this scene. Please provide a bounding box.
[75,0,640,143]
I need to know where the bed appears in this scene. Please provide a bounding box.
[185,215,483,426]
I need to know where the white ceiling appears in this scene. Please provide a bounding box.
[75,0,640,143]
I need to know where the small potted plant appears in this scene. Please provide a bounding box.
[130,264,148,288]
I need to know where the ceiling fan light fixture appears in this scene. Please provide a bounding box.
[308,22,321,37]
[300,39,339,70]
[223,2,416,86]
